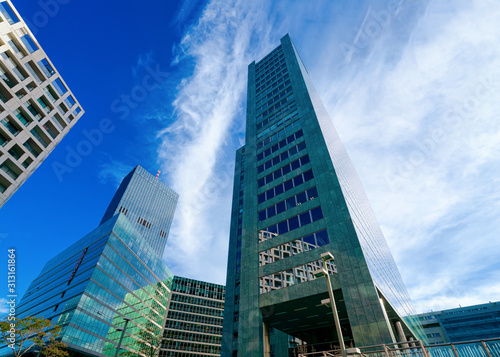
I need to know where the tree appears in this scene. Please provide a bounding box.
[0,316,68,357]
[136,327,163,357]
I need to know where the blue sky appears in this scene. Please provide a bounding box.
[1,0,499,314]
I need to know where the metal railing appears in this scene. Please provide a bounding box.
[297,338,500,357]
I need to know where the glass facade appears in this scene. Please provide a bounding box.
[222,34,423,357]
[2,214,174,357]
[100,165,179,257]
[161,276,225,357]
[417,302,500,344]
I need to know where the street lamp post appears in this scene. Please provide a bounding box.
[114,317,131,357]
[314,252,347,357]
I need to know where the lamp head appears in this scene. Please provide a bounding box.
[321,252,334,262]
[313,268,328,278]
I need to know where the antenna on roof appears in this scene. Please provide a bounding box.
[156,169,161,178]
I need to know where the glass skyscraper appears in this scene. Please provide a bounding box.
[222,35,423,356]
[4,214,174,357]
[3,166,179,357]
[100,165,179,256]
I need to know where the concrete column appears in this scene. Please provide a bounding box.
[263,320,271,357]
[379,299,397,343]
[394,321,409,348]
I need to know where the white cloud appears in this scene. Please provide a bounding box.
[0,298,9,314]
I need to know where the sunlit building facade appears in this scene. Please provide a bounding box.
[161,276,225,357]
[0,0,84,208]
[222,35,423,356]
[100,165,179,256]
[1,166,179,357]
[417,302,500,344]
[5,214,174,357]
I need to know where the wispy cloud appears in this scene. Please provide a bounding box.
[159,0,277,283]
[132,51,155,77]
[98,160,133,188]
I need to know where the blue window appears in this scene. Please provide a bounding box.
[293,175,304,187]
[307,187,318,199]
[259,211,267,221]
[274,185,284,196]
[284,179,294,191]
[0,2,19,24]
[303,234,315,247]
[268,224,277,234]
[278,221,288,235]
[296,192,307,205]
[276,201,286,214]
[21,35,38,53]
[288,216,299,230]
[316,230,329,246]
[52,78,67,96]
[258,193,266,204]
[267,206,276,219]
[303,169,314,181]
[38,59,55,78]
[311,207,323,221]
[299,212,311,226]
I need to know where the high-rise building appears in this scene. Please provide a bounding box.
[160,276,225,357]
[2,166,178,357]
[4,214,174,357]
[0,0,84,208]
[222,35,423,356]
[100,165,179,256]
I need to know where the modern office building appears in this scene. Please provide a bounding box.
[1,167,178,357]
[417,301,500,344]
[100,165,179,256]
[160,276,225,357]
[0,0,84,208]
[222,34,424,356]
[5,214,174,357]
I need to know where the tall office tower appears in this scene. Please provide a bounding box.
[160,276,225,357]
[0,0,84,208]
[3,214,174,357]
[1,166,179,357]
[222,35,423,356]
[100,165,179,256]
